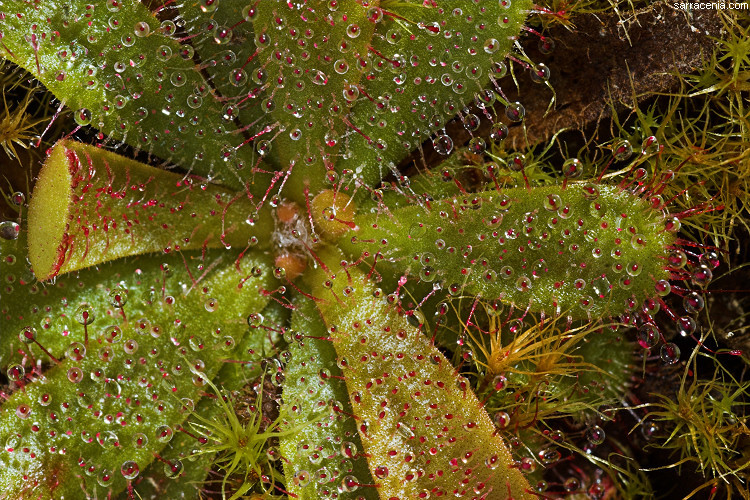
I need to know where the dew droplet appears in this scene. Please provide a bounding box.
[0,221,20,240]
[123,339,138,354]
[189,337,205,351]
[170,71,186,87]
[294,470,311,487]
[256,140,272,157]
[492,375,507,390]
[505,102,525,122]
[75,303,95,325]
[10,191,24,205]
[164,459,183,478]
[346,24,361,38]
[581,183,600,201]
[637,324,659,349]
[109,285,128,308]
[213,26,233,44]
[187,95,203,109]
[463,113,480,131]
[538,447,561,465]
[543,194,561,212]
[654,280,671,296]
[641,135,659,155]
[667,249,688,268]
[367,7,383,22]
[483,38,500,53]
[683,292,704,314]
[468,137,486,154]
[156,425,173,443]
[7,364,24,381]
[340,441,357,458]
[692,265,713,287]
[74,108,92,126]
[585,425,606,445]
[67,367,84,383]
[664,216,681,232]
[562,158,583,178]
[699,251,721,269]
[539,37,555,54]
[374,465,389,479]
[432,134,453,155]
[309,69,328,86]
[493,411,510,428]
[677,316,696,337]
[133,433,148,448]
[489,122,509,143]
[18,326,37,344]
[529,63,550,83]
[343,84,359,102]
[134,21,150,37]
[341,475,359,492]
[612,139,633,161]
[97,469,114,487]
[121,460,140,479]
[66,342,86,361]
[660,343,681,364]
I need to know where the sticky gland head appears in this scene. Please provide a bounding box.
[311,190,356,240]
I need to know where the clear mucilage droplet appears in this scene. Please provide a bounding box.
[612,139,633,161]
[529,63,550,83]
[660,343,681,364]
[74,108,92,126]
[433,134,453,155]
[0,221,20,240]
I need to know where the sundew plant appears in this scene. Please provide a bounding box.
[0,1,749,499]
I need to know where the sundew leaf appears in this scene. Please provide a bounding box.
[247,2,377,198]
[27,140,272,280]
[0,214,277,372]
[338,183,677,320]
[244,0,532,200]
[0,0,531,203]
[279,297,376,500]
[0,245,274,499]
[170,0,264,130]
[337,1,530,191]
[309,255,534,500]
[0,0,258,191]
[122,302,284,500]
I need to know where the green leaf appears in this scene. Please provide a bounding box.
[279,296,377,500]
[309,254,534,499]
[0,246,274,499]
[336,0,530,192]
[1,219,268,369]
[339,183,676,320]
[243,0,532,199]
[0,0,531,203]
[0,0,257,190]
[121,302,285,500]
[27,140,272,280]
